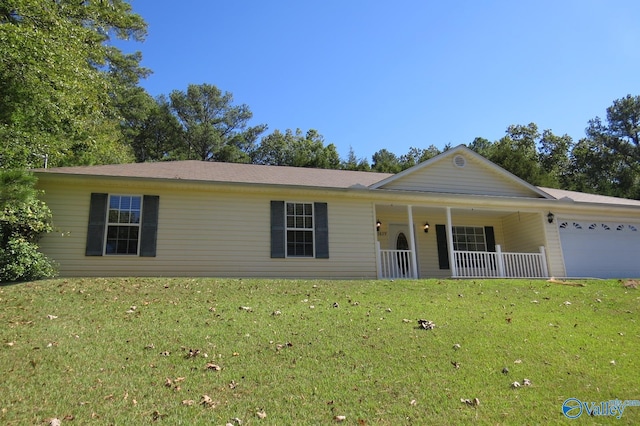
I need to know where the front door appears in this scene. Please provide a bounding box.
[389,224,415,278]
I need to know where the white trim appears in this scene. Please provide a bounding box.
[446,207,456,277]
[104,194,143,256]
[284,201,315,258]
[407,205,419,278]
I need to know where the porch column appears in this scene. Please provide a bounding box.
[407,205,419,278]
[446,207,457,277]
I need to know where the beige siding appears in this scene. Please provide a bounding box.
[37,179,378,279]
[381,153,539,197]
[501,212,545,253]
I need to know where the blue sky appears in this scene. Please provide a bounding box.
[121,0,640,161]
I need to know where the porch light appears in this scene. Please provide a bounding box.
[547,212,554,224]
[376,220,382,231]
[423,222,430,233]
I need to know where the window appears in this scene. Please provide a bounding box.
[286,202,314,257]
[86,193,159,257]
[452,226,487,252]
[270,201,329,259]
[106,195,142,254]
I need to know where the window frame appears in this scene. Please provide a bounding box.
[452,226,487,252]
[104,194,143,256]
[285,201,315,258]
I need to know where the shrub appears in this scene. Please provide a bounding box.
[0,170,57,282]
[0,237,57,282]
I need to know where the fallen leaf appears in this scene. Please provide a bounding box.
[47,315,58,320]
[205,363,221,371]
[334,415,346,422]
[410,399,417,406]
[461,398,480,407]
[417,319,435,330]
[256,410,267,419]
[523,378,532,386]
[511,381,521,388]
[200,395,216,408]
[182,399,195,406]
[186,348,201,358]
[164,378,173,387]
[152,410,166,421]
[48,418,61,426]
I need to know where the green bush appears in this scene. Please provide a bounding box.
[0,170,57,282]
[0,237,57,282]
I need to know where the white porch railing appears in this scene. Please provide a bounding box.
[453,245,548,278]
[377,245,417,279]
[376,244,548,279]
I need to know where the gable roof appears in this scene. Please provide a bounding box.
[34,160,393,190]
[371,145,553,199]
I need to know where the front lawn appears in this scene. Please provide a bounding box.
[1,278,638,424]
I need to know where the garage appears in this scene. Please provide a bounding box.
[558,219,640,278]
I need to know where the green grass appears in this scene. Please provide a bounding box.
[1,278,639,425]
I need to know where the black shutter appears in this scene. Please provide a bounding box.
[484,226,496,252]
[85,193,108,256]
[271,201,285,258]
[314,202,329,259]
[435,224,450,269]
[140,195,160,257]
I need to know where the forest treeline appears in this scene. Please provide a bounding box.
[1,1,639,280]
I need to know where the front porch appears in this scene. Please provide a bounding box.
[374,204,552,279]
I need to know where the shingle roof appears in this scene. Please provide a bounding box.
[539,187,640,207]
[34,160,393,189]
[33,160,640,207]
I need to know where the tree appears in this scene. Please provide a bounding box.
[169,84,267,162]
[340,146,370,171]
[538,130,573,188]
[472,124,552,186]
[573,95,640,198]
[0,0,147,168]
[128,95,184,162]
[371,149,401,173]
[398,146,441,169]
[0,170,56,282]
[252,129,340,168]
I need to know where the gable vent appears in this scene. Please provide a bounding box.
[453,155,466,168]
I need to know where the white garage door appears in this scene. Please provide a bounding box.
[558,220,640,278]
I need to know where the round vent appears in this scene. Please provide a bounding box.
[453,155,466,168]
